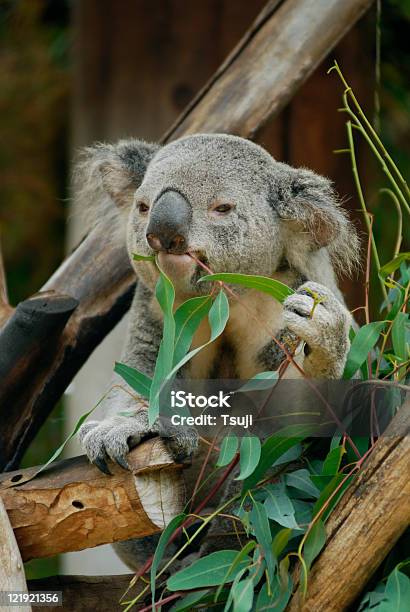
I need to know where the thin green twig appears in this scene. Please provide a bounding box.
[346,120,387,300]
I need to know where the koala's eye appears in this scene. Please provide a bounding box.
[211,203,235,215]
[137,201,149,214]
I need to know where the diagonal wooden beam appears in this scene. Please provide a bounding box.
[287,399,410,611]
[0,0,374,470]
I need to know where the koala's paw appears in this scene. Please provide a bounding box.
[283,281,351,378]
[79,409,198,474]
[78,409,154,474]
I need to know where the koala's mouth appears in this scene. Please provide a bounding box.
[157,250,208,281]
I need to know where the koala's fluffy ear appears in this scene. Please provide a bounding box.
[73,139,159,232]
[269,165,360,275]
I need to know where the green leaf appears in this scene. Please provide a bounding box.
[162,290,229,386]
[379,253,410,278]
[173,295,213,366]
[132,252,156,262]
[272,528,292,557]
[312,474,353,520]
[236,371,279,393]
[215,542,256,603]
[343,321,386,379]
[216,435,239,467]
[262,484,298,529]
[232,578,254,612]
[169,590,210,612]
[198,273,294,303]
[4,398,103,488]
[378,568,410,612]
[303,519,326,570]
[151,513,186,608]
[392,312,409,363]
[236,437,261,480]
[114,362,152,399]
[242,425,312,492]
[322,446,345,476]
[149,271,176,423]
[285,469,320,499]
[167,550,250,591]
[255,572,292,612]
[250,501,276,582]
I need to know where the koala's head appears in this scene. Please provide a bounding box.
[76,134,359,298]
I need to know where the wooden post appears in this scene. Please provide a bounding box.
[0,292,78,470]
[0,498,31,610]
[0,438,185,562]
[288,399,410,611]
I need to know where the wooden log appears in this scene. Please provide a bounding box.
[287,399,410,612]
[28,575,135,612]
[0,497,31,609]
[0,293,78,470]
[0,439,185,562]
[0,0,374,471]
[165,0,374,140]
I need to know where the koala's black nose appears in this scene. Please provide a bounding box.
[146,190,191,254]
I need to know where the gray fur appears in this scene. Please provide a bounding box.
[75,133,358,569]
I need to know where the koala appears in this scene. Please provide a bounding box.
[76,133,359,570]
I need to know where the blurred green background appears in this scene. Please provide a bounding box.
[0,0,408,580]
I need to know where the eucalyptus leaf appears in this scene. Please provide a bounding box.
[167,550,250,591]
[149,271,176,423]
[303,519,326,570]
[169,590,210,612]
[114,362,152,399]
[151,513,186,607]
[322,446,345,476]
[250,501,276,582]
[242,425,312,492]
[343,321,386,379]
[173,295,213,366]
[236,437,262,480]
[217,435,239,467]
[392,312,409,363]
[198,272,294,303]
[378,568,410,612]
[232,578,254,612]
[272,528,292,557]
[236,371,279,393]
[132,252,156,262]
[285,469,320,499]
[255,573,292,612]
[379,253,410,278]
[262,484,298,529]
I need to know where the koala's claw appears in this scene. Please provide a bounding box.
[93,456,112,475]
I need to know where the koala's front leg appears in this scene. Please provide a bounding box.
[78,285,198,474]
[283,281,351,378]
